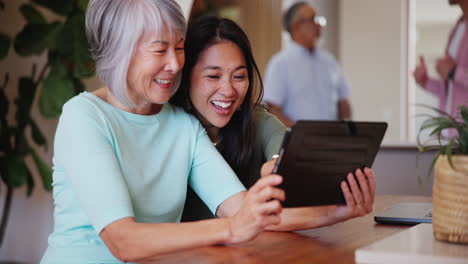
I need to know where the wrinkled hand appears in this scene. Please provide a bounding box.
[414,56,429,87]
[436,54,456,80]
[327,168,376,222]
[227,175,285,244]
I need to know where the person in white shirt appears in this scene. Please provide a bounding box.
[263,2,352,127]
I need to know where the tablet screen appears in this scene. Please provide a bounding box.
[273,120,387,207]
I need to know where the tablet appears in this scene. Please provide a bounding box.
[272,120,387,207]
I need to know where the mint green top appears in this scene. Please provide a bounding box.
[182,109,287,221]
[41,92,245,264]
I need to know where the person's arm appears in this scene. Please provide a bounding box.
[440,55,468,89]
[266,103,295,128]
[435,55,456,81]
[259,160,375,231]
[332,55,352,121]
[338,99,352,121]
[100,175,284,263]
[100,217,230,262]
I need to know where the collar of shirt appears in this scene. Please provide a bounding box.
[289,40,317,57]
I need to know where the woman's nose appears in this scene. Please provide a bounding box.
[218,79,235,97]
[165,52,183,73]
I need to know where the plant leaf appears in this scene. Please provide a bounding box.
[14,22,62,56]
[39,65,75,118]
[426,151,440,180]
[25,164,34,196]
[0,119,11,154]
[30,148,52,191]
[30,119,47,148]
[459,128,468,154]
[415,103,454,119]
[59,13,95,78]
[47,51,67,77]
[0,79,8,117]
[31,0,74,16]
[16,133,30,156]
[428,120,460,136]
[1,155,28,188]
[77,0,89,13]
[460,106,468,125]
[446,138,456,170]
[20,3,46,24]
[0,32,10,60]
[0,157,6,184]
[71,77,85,95]
[15,77,36,127]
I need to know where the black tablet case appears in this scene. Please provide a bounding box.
[273,120,387,207]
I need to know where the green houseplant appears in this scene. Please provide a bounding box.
[0,0,94,249]
[417,105,468,244]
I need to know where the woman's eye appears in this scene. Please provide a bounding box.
[155,50,166,54]
[234,75,247,80]
[207,75,220,79]
[176,47,184,52]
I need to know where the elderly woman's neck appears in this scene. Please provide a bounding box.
[94,87,163,115]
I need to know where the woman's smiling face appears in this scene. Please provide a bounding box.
[189,41,249,128]
[126,30,185,106]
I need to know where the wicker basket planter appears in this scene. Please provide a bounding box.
[433,155,468,243]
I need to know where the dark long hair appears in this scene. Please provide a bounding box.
[171,16,264,177]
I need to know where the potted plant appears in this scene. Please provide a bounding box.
[0,0,94,258]
[417,105,468,244]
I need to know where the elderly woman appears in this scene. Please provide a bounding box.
[40,1,285,263]
[171,15,376,226]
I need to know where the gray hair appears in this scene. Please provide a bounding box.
[85,0,186,107]
[283,1,308,34]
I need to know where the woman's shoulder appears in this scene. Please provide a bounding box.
[166,103,195,120]
[252,105,286,138]
[61,92,102,118]
[253,106,285,127]
[165,103,204,130]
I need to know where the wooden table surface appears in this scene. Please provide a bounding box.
[148,195,431,264]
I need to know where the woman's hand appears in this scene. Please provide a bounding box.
[414,56,429,87]
[436,54,456,80]
[326,168,376,222]
[226,175,285,244]
[258,159,376,231]
[261,159,277,177]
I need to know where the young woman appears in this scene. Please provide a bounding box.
[171,16,376,225]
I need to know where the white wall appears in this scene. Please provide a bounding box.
[176,0,194,19]
[373,148,434,196]
[339,0,408,144]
